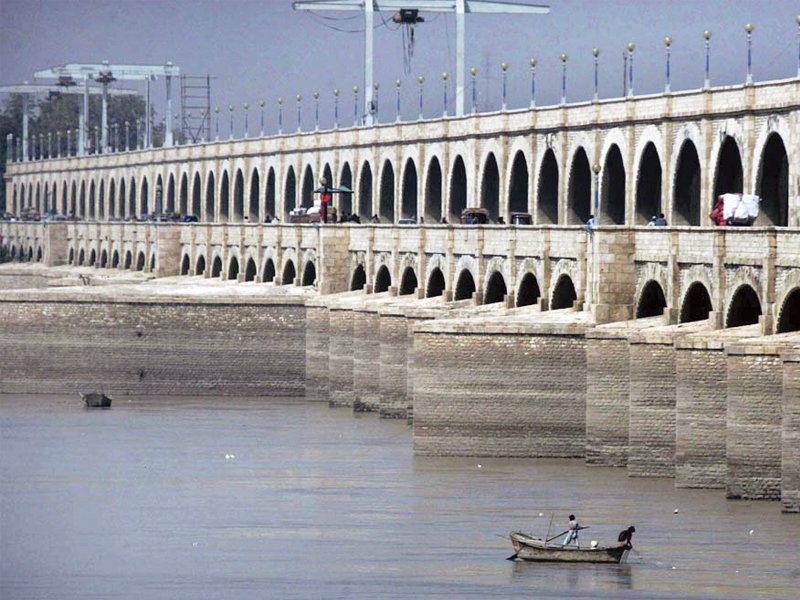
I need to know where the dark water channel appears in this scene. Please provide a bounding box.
[1,396,798,599]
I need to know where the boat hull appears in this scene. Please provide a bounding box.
[82,393,112,408]
[510,532,628,563]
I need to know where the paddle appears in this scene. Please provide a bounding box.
[545,526,589,543]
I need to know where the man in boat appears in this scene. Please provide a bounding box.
[617,525,636,548]
[562,514,581,547]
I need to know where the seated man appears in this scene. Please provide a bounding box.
[617,525,636,548]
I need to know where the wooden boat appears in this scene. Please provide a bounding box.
[509,531,629,563]
[81,392,112,408]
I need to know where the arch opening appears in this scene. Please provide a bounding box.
[673,140,701,226]
[245,257,257,282]
[265,168,276,220]
[233,169,245,222]
[205,172,216,221]
[454,269,476,301]
[567,148,591,224]
[350,264,366,291]
[425,157,442,223]
[211,256,223,278]
[100,249,108,268]
[301,165,315,209]
[220,171,230,222]
[358,162,373,219]
[517,272,541,307]
[339,163,353,215]
[449,156,467,222]
[481,153,500,221]
[282,260,296,285]
[726,285,761,328]
[179,173,188,216]
[756,133,789,226]
[551,274,577,310]
[426,267,446,298]
[191,173,202,217]
[777,288,800,333]
[636,280,667,318]
[680,282,712,323]
[135,251,146,271]
[249,169,260,221]
[601,145,626,225]
[399,266,418,295]
[484,271,508,304]
[508,151,529,215]
[537,148,559,225]
[166,174,175,214]
[78,248,85,265]
[636,143,663,224]
[401,159,418,220]
[379,161,395,222]
[228,256,240,280]
[195,255,206,275]
[374,265,392,293]
[124,250,132,269]
[263,258,276,282]
[111,250,119,268]
[713,135,743,200]
[302,261,317,286]
[181,254,190,275]
[284,167,296,220]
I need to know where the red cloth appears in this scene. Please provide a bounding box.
[320,192,332,205]
[709,197,726,226]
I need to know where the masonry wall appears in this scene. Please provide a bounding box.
[726,352,783,500]
[327,308,354,407]
[379,313,410,419]
[0,299,306,396]
[413,330,587,457]
[305,305,330,403]
[783,351,800,513]
[585,336,629,466]
[353,309,381,412]
[628,342,677,477]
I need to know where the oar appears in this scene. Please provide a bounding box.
[545,526,589,543]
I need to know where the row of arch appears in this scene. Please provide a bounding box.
[10,124,792,227]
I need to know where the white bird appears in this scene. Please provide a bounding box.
[749,529,754,535]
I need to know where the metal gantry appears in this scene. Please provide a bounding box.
[293,0,549,121]
[33,62,180,152]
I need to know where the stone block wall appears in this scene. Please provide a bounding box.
[379,313,410,419]
[413,322,588,457]
[782,348,800,513]
[327,308,354,407]
[353,308,381,412]
[305,305,330,403]
[725,335,800,500]
[0,298,306,396]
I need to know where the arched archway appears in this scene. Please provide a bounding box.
[756,133,789,226]
[673,140,701,226]
[249,168,260,221]
[302,261,317,286]
[567,148,591,224]
[537,148,559,224]
[401,159,418,220]
[232,169,244,221]
[263,259,276,282]
[155,175,164,214]
[322,164,333,190]
[726,285,761,328]
[636,143,662,224]
[195,255,206,275]
[449,155,467,222]
[265,168,276,219]
[111,250,119,268]
[425,157,442,223]
[220,171,230,222]
[601,145,626,225]
[426,268,446,298]
[350,264,366,291]
[136,251,146,271]
[181,254,190,275]
[100,249,108,268]
[79,181,86,217]
[517,272,541,307]
[358,161,373,218]
[379,160,395,222]
[454,269,476,301]
[179,173,188,216]
[339,163,353,214]
[205,172,217,221]
[61,181,68,215]
[124,250,132,269]
[301,164,315,208]
[88,181,96,219]
[484,270,507,304]
[76,248,85,265]
[777,288,800,333]
[374,265,392,293]
[127,177,135,217]
[399,266,417,295]
[508,151,529,215]
[139,177,149,216]
[191,172,202,217]
[228,256,240,280]
[245,257,257,282]
[284,166,296,219]
[636,280,667,318]
[282,260,296,285]
[680,282,712,323]
[108,179,116,219]
[713,136,743,200]
[166,173,176,214]
[551,274,577,309]
[211,256,223,278]
[481,153,500,221]
[149,253,155,271]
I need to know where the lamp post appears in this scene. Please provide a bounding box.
[470,67,478,113]
[417,76,425,120]
[627,42,635,97]
[333,89,340,129]
[664,36,672,93]
[500,62,508,110]
[296,94,302,132]
[592,163,601,215]
[124,121,130,150]
[442,72,449,117]
[259,100,265,136]
[560,53,568,104]
[592,48,600,101]
[353,85,359,126]
[243,103,249,137]
[745,23,754,84]
[229,104,234,139]
[277,98,283,134]
[373,83,379,123]
[313,92,320,130]
[530,59,537,108]
[395,80,401,122]
[704,29,712,89]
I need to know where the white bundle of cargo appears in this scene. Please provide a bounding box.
[722,193,760,225]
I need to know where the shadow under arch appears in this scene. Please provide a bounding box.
[454,269,475,301]
[302,260,317,286]
[374,265,391,293]
[551,274,577,310]
[195,255,206,276]
[636,280,667,318]
[426,267,446,298]
[516,272,541,307]
[484,270,507,304]
[211,255,222,278]
[282,260,296,285]
[263,258,276,283]
[350,264,366,291]
[399,266,417,295]
[245,257,257,282]
[680,282,712,323]
[726,284,761,328]
[777,288,800,333]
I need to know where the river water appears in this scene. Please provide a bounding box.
[1,395,798,599]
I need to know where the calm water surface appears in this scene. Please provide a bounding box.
[1,396,798,599]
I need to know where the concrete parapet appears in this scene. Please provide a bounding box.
[726,332,800,500]
[584,316,665,467]
[674,325,762,489]
[413,309,594,457]
[627,322,709,478]
[782,346,800,512]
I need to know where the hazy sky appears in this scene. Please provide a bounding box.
[1,0,798,133]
